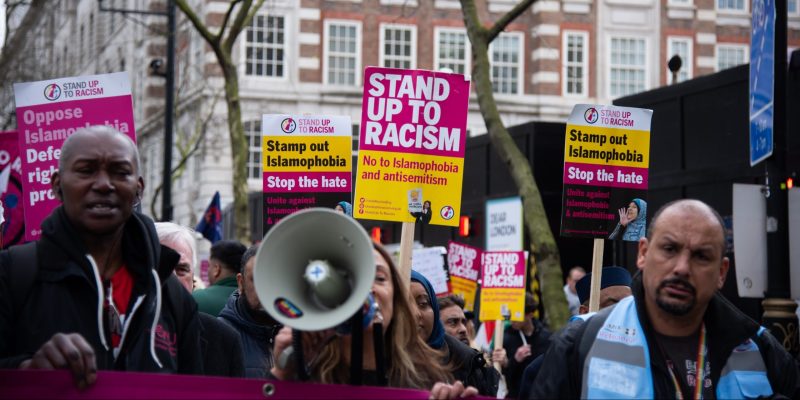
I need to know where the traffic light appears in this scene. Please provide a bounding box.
[370,226,383,243]
[458,216,471,237]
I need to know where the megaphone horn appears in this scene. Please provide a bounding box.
[253,208,376,331]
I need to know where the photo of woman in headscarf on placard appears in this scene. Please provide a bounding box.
[608,198,646,241]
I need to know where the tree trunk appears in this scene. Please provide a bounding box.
[461,0,568,329]
[220,59,250,243]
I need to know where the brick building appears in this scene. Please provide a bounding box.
[1,0,798,236]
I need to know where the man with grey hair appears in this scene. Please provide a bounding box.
[0,126,202,388]
[155,222,244,377]
[531,199,798,399]
[155,222,197,293]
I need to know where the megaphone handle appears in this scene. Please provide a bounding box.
[373,321,387,386]
[349,306,364,385]
[292,330,309,381]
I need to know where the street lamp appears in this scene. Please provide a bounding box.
[99,0,176,221]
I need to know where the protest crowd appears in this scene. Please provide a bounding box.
[0,124,797,399]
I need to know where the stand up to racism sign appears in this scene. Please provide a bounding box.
[13,72,135,242]
[560,104,652,240]
[354,67,470,227]
[261,115,352,233]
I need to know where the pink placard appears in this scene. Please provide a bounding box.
[0,370,495,399]
[0,131,25,247]
[358,67,470,158]
[481,251,526,289]
[447,241,481,282]
[13,73,136,241]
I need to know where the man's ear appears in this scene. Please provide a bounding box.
[718,257,730,290]
[51,172,63,201]
[236,272,244,292]
[636,237,649,271]
[137,176,144,200]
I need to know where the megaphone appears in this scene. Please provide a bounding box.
[253,208,376,331]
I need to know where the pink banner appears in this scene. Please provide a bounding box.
[0,370,492,399]
[14,73,135,242]
[447,241,481,282]
[562,162,648,189]
[0,131,25,248]
[358,67,469,158]
[263,171,352,193]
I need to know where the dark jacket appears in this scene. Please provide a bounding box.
[444,335,500,396]
[0,208,202,373]
[530,275,799,399]
[193,276,238,316]
[503,318,552,398]
[218,290,277,378]
[198,312,244,377]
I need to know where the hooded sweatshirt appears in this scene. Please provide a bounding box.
[218,290,277,378]
[0,207,202,373]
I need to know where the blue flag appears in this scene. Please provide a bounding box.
[196,191,222,243]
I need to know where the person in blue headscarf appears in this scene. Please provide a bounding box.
[334,201,352,217]
[410,271,500,396]
[609,198,647,241]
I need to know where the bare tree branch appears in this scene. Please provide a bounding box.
[217,0,243,41]
[487,0,536,43]
[150,87,223,219]
[175,0,219,45]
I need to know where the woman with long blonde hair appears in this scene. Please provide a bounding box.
[269,243,477,397]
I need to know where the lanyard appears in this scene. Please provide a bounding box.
[665,323,707,400]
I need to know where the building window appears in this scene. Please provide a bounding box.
[352,124,360,156]
[717,0,746,12]
[716,44,747,71]
[667,37,692,83]
[245,15,285,77]
[245,120,262,180]
[490,33,523,95]
[563,31,588,96]
[789,0,798,14]
[381,24,416,69]
[609,37,647,97]
[325,20,361,86]
[435,28,469,74]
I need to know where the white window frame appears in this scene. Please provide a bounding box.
[668,0,692,5]
[716,43,748,71]
[323,19,362,86]
[667,36,693,83]
[562,30,589,97]
[489,31,524,95]
[379,23,417,69]
[716,0,747,13]
[241,14,288,80]
[244,120,262,181]
[789,0,799,15]
[434,27,470,75]
[607,36,649,98]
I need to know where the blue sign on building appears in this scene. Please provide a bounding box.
[749,0,775,166]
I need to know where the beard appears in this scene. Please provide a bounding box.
[655,277,696,316]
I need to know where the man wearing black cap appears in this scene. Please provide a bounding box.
[573,266,633,317]
[519,266,632,399]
